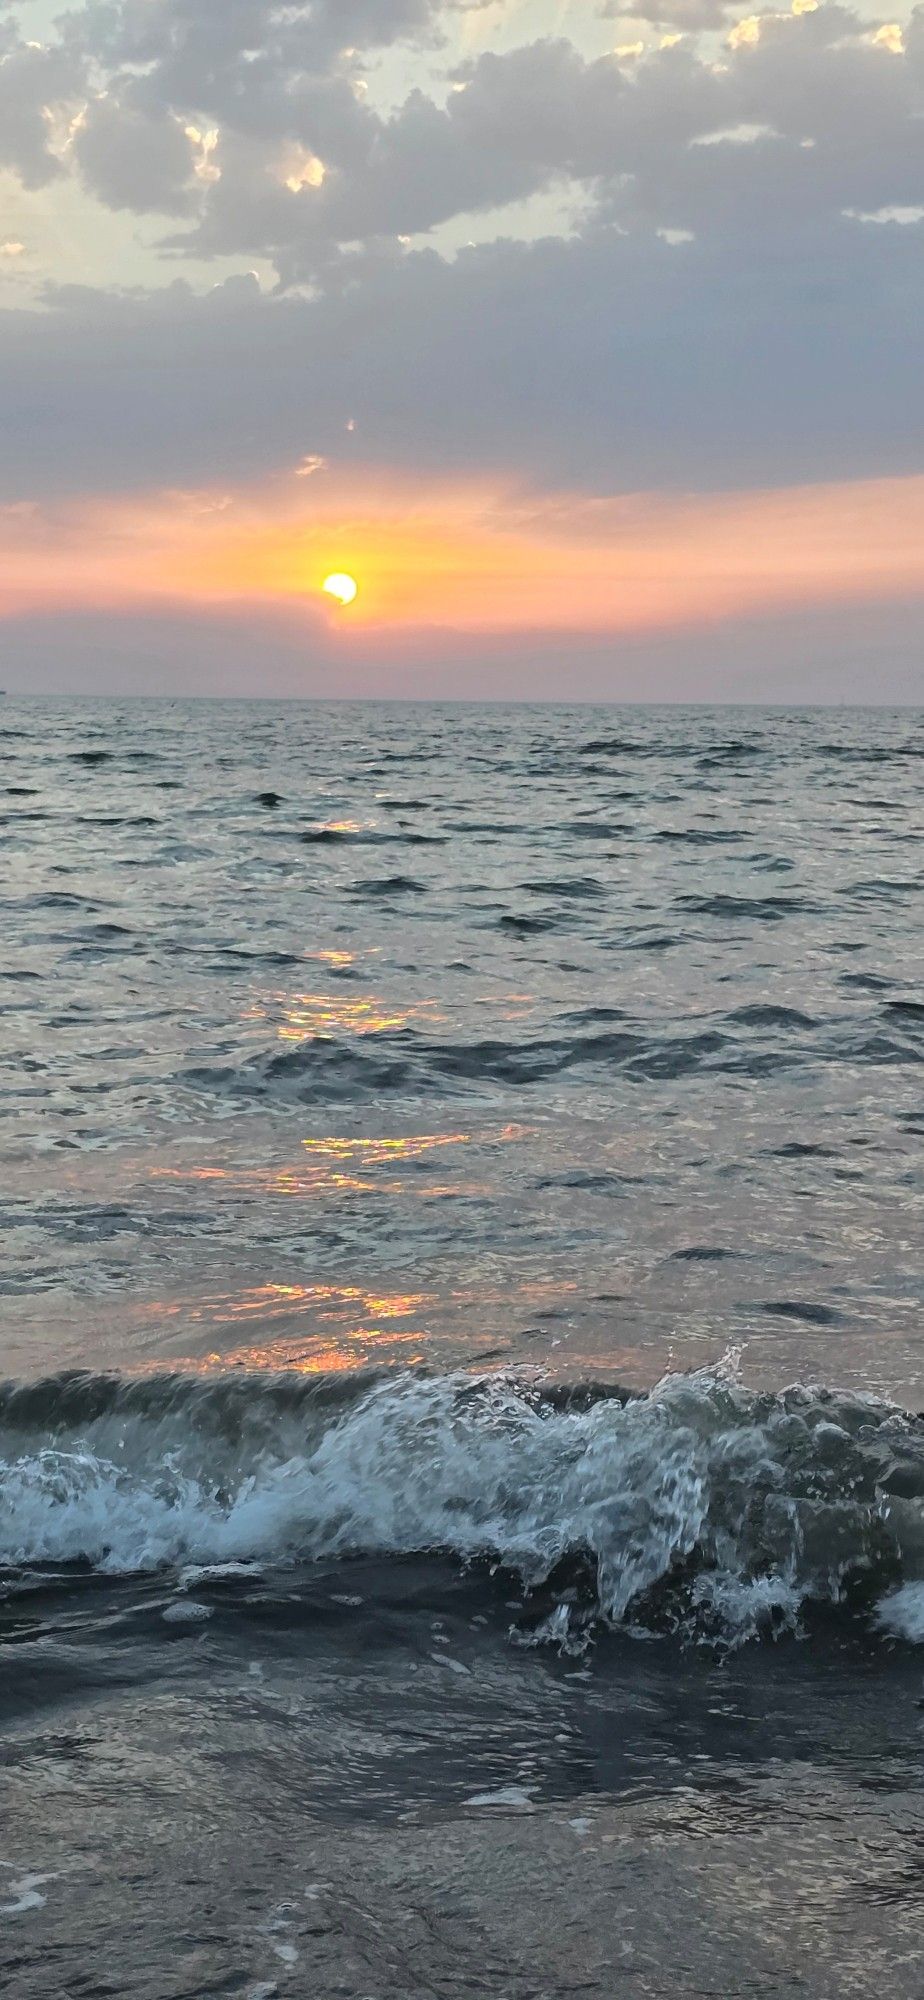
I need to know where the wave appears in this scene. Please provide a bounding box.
[818,743,920,762]
[350,874,428,896]
[674,893,825,921]
[182,1027,696,1101]
[520,878,607,901]
[298,828,444,847]
[180,1009,923,1106]
[2,1365,923,1648]
[559,819,635,840]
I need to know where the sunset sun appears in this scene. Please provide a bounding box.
[322,572,358,606]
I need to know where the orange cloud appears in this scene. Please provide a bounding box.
[2,468,923,637]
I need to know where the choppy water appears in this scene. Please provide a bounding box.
[3,700,922,1390]
[2,700,924,1997]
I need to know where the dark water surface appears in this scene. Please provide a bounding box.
[2,700,923,1996]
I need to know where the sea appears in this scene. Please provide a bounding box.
[1,698,923,1998]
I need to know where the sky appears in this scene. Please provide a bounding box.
[0,0,922,699]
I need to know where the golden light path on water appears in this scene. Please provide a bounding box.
[138,1122,550,1376]
[132,1267,580,1376]
[150,1125,530,1201]
[241,986,537,1043]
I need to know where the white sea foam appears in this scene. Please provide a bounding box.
[0,1869,54,1916]
[873,1582,924,1643]
[2,1366,923,1645]
[162,1598,213,1623]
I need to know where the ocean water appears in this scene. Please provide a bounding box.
[2,699,923,1997]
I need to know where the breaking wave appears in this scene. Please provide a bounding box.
[3,1364,924,1648]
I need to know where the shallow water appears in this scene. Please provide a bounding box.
[2,700,923,1996]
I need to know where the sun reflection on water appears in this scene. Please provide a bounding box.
[138,1281,432,1372]
[132,1258,580,1379]
[242,990,444,1041]
[299,1131,472,1161]
[142,1271,576,1331]
[176,1331,424,1376]
[167,1281,433,1323]
[150,1124,527,1199]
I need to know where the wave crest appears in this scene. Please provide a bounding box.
[2,1366,923,1646]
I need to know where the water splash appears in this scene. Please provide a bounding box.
[2,1364,922,1646]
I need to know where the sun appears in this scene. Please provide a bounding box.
[322,572,358,606]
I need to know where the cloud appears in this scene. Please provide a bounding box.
[6,9,903,291]
[601,0,732,27]
[0,182,921,507]
[2,593,922,703]
[74,94,200,213]
[0,37,81,187]
[5,6,921,277]
[60,0,450,68]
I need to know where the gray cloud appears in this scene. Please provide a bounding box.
[44,11,924,287]
[0,38,80,187]
[0,5,921,522]
[3,594,922,703]
[74,92,200,212]
[1,195,921,506]
[58,0,453,91]
[5,4,919,280]
[602,1,733,27]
